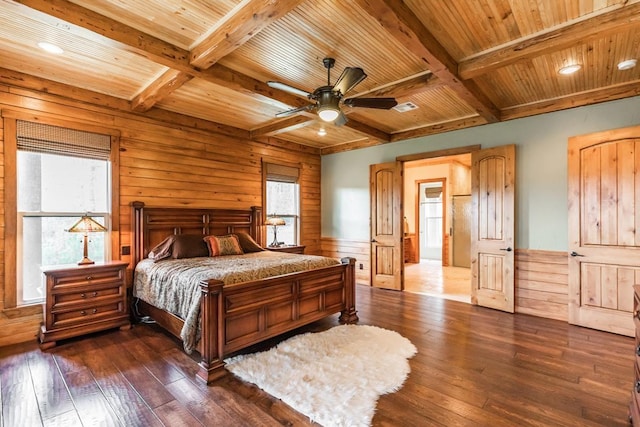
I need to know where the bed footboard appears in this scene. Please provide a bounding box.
[196,257,358,383]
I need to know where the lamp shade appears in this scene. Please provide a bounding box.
[264,216,286,226]
[67,215,107,233]
[67,214,107,265]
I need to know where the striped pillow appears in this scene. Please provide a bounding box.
[203,234,244,257]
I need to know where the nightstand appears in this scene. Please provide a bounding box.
[267,245,306,254]
[39,260,130,349]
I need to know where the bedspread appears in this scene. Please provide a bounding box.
[133,251,340,353]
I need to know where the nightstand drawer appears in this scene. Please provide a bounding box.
[51,299,124,328]
[40,261,130,349]
[49,268,124,291]
[52,284,123,309]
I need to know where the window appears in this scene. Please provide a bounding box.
[263,162,300,246]
[419,183,443,261]
[14,120,113,306]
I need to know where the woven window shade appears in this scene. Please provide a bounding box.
[17,120,111,160]
[425,187,442,198]
[265,162,299,183]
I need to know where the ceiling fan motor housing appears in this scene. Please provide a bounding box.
[316,86,341,121]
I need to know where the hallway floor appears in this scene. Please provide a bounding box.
[404,259,471,303]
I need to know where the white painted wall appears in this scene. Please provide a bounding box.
[321,96,640,251]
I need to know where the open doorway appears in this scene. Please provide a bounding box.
[402,154,472,303]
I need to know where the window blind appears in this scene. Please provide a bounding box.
[17,120,111,160]
[265,162,299,183]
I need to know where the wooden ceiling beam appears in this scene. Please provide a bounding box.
[131,69,193,112]
[204,64,310,110]
[459,3,640,80]
[319,137,384,155]
[14,0,193,73]
[500,81,640,121]
[15,0,309,112]
[355,0,500,123]
[343,119,391,143]
[250,115,316,138]
[134,0,304,112]
[349,72,444,100]
[190,0,304,69]
[390,116,487,142]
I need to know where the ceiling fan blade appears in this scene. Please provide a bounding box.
[275,105,312,118]
[334,111,348,127]
[343,97,398,109]
[332,67,367,96]
[267,81,312,98]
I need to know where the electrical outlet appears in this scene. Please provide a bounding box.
[121,245,131,255]
[359,263,363,270]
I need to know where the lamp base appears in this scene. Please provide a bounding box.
[269,225,280,247]
[77,257,95,265]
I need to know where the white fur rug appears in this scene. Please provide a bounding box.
[224,324,417,427]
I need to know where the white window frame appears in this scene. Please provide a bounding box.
[2,111,120,309]
[262,160,301,246]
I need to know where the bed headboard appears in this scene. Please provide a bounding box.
[131,201,263,266]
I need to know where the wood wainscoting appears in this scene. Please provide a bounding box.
[322,238,569,322]
[321,238,370,285]
[515,249,569,321]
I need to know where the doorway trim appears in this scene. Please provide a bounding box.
[396,145,481,162]
[414,178,447,263]
[371,144,481,291]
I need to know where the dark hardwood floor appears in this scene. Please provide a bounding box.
[0,285,634,426]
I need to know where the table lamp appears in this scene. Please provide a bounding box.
[264,215,286,247]
[67,214,107,265]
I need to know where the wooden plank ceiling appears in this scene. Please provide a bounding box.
[1,0,639,154]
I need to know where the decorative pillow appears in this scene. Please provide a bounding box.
[235,232,264,253]
[148,234,209,262]
[204,234,244,257]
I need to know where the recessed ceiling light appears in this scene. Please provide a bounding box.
[37,42,64,55]
[617,59,637,70]
[558,64,581,75]
[317,128,327,136]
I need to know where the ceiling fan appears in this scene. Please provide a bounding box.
[267,57,397,125]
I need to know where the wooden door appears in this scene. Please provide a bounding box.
[370,161,403,290]
[471,145,515,312]
[568,126,640,337]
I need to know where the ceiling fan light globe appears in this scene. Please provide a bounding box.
[318,107,340,122]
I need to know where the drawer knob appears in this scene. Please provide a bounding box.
[86,276,93,281]
[636,381,640,394]
[81,310,86,315]
[80,292,98,298]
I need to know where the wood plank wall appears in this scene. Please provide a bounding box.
[515,249,569,321]
[321,238,569,321]
[320,238,370,285]
[0,84,322,347]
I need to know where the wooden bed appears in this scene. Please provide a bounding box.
[131,202,358,383]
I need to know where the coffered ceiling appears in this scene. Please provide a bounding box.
[1,0,639,154]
